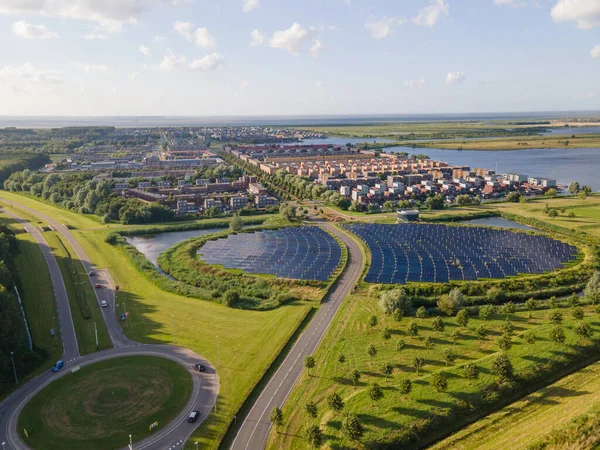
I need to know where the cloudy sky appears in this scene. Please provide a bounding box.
[0,0,598,116]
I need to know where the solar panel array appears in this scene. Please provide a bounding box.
[345,223,578,284]
[197,227,341,281]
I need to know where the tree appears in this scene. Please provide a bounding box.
[575,321,593,339]
[525,298,537,318]
[341,413,364,441]
[432,373,448,392]
[463,362,479,381]
[413,356,425,374]
[582,185,593,195]
[569,293,579,307]
[450,329,461,346]
[368,315,378,328]
[572,306,585,320]
[304,355,316,376]
[479,304,495,321]
[425,193,445,210]
[383,200,395,212]
[305,402,318,419]
[502,319,515,335]
[486,287,504,303]
[350,369,361,386]
[416,306,427,319]
[437,288,464,316]
[382,327,391,340]
[326,392,344,412]
[229,212,243,231]
[578,191,588,200]
[497,333,512,351]
[492,353,514,381]
[548,209,559,218]
[585,272,600,305]
[522,330,536,344]
[367,344,377,359]
[270,407,284,428]
[456,309,469,327]
[506,191,521,203]
[548,296,558,310]
[392,309,404,322]
[442,348,456,366]
[399,378,412,395]
[222,290,240,308]
[475,324,488,341]
[379,288,411,315]
[545,188,558,198]
[501,302,516,316]
[407,321,418,337]
[568,181,580,195]
[368,383,384,403]
[550,310,563,324]
[424,336,435,349]
[396,338,406,351]
[381,362,393,378]
[432,316,444,332]
[305,424,323,448]
[338,353,346,364]
[550,325,566,344]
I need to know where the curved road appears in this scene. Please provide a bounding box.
[230,220,364,450]
[0,204,218,450]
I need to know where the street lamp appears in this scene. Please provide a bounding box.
[195,443,198,450]
[129,434,132,450]
[10,351,18,384]
[2,440,7,450]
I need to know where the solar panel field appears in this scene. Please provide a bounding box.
[198,226,342,281]
[345,223,577,284]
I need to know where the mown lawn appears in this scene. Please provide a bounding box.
[18,356,192,450]
[0,191,316,449]
[268,288,600,449]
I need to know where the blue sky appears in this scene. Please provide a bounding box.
[0,0,598,116]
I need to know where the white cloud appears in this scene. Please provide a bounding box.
[243,0,259,12]
[12,20,58,39]
[172,0,191,5]
[156,50,224,72]
[493,0,526,7]
[315,80,324,88]
[174,21,216,48]
[269,23,311,55]
[129,72,139,81]
[153,34,166,43]
[413,0,450,27]
[591,45,600,58]
[446,71,466,84]
[0,0,149,38]
[139,45,151,56]
[310,39,323,57]
[0,63,62,84]
[365,16,401,39]
[78,63,112,74]
[250,29,265,46]
[240,80,249,89]
[551,0,600,29]
[405,77,427,88]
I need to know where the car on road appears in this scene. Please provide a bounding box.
[194,363,206,372]
[51,360,64,372]
[100,300,108,308]
[95,283,102,289]
[188,411,200,423]
[89,271,95,276]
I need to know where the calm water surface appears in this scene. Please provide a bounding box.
[461,217,535,230]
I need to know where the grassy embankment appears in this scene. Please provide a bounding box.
[0,191,317,450]
[18,355,192,450]
[414,134,600,150]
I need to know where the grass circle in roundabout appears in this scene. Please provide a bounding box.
[18,355,193,450]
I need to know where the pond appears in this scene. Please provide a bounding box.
[126,228,225,267]
[460,217,535,230]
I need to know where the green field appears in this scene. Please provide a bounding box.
[18,356,192,450]
[431,360,600,449]
[414,134,600,150]
[0,191,316,449]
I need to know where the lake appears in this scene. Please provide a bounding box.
[300,137,394,145]
[385,146,600,191]
[126,228,225,267]
[543,126,600,135]
[461,217,535,230]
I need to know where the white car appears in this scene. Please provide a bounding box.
[100,300,108,308]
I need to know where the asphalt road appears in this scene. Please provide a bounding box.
[229,221,364,450]
[0,204,218,450]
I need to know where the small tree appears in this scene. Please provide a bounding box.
[432,316,444,332]
[350,369,361,386]
[584,272,600,305]
[523,330,536,344]
[475,324,488,341]
[379,288,411,315]
[396,338,406,351]
[413,356,425,374]
[304,401,318,419]
[442,348,456,366]
[501,302,516,316]
[497,333,512,351]
[545,188,558,198]
[432,373,448,392]
[407,321,419,337]
[525,298,537,318]
[548,296,558,310]
[463,362,479,381]
[550,310,563,324]
[222,290,241,308]
[568,181,580,195]
[572,306,585,320]
[368,315,378,328]
[341,413,364,441]
[305,424,323,448]
[393,309,404,322]
[424,336,435,350]
[338,353,346,364]
[479,304,495,321]
[438,288,464,316]
[575,321,593,339]
[492,353,514,381]
[381,362,393,378]
[382,327,391,340]
[399,378,412,395]
[550,325,566,344]
[368,383,384,403]
[548,209,558,218]
[502,319,515,335]
[569,293,580,307]
[326,392,344,413]
[270,407,284,428]
[486,287,504,303]
[367,343,377,360]
[416,306,427,319]
[230,212,243,231]
[450,329,461,346]
[456,309,469,327]
[304,355,316,376]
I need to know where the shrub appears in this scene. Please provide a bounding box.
[491,353,514,381]
[432,373,448,392]
[416,306,427,319]
[432,316,444,332]
[550,325,566,344]
[456,309,469,327]
[399,378,412,395]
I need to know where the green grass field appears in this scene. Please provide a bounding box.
[18,356,192,450]
[268,287,600,449]
[430,360,600,449]
[414,134,600,150]
[0,191,316,449]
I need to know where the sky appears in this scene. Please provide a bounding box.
[0,0,598,116]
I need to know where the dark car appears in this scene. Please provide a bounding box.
[95,283,102,289]
[51,360,64,372]
[188,411,200,423]
[194,363,206,372]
